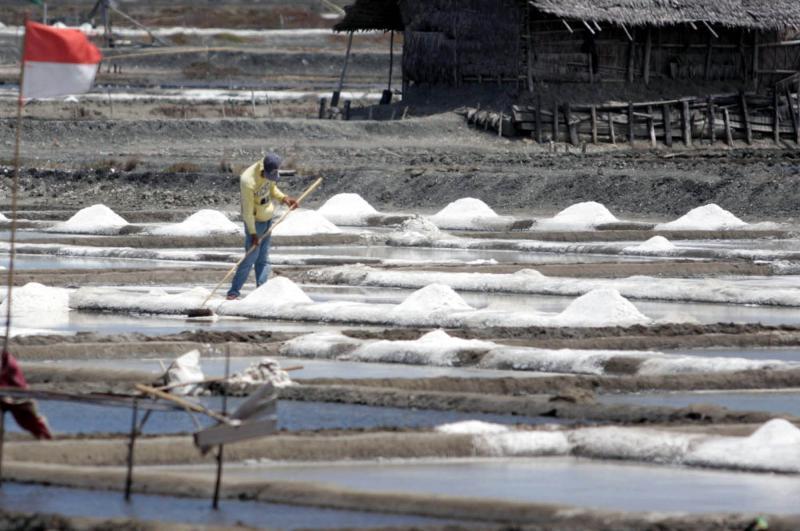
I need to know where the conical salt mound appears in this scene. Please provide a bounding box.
[318,193,378,225]
[240,276,313,305]
[656,204,747,231]
[151,210,239,236]
[434,198,499,219]
[394,284,473,314]
[49,204,128,234]
[557,289,650,327]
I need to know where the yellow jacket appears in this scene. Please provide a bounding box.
[239,160,287,235]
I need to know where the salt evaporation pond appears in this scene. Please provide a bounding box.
[0,482,454,529]
[0,254,216,271]
[173,457,800,514]
[7,398,559,435]
[600,390,800,417]
[43,356,548,380]
[301,285,800,327]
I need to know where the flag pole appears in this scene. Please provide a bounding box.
[2,21,26,357]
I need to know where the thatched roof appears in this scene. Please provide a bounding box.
[335,0,800,32]
[333,0,403,32]
[531,0,800,30]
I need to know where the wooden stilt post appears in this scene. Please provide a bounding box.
[332,32,353,107]
[535,95,542,143]
[774,90,781,144]
[752,32,760,89]
[565,103,578,145]
[786,87,800,144]
[704,37,714,81]
[706,96,716,144]
[590,105,598,144]
[212,345,232,510]
[318,97,327,120]
[739,91,753,145]
[626,33,636,84]
[647,106,656,147]
[723,108,733,146]
[552,102,559,142]
[628,102,635,144]
[643,29,652,85]
[381,30,394,104]
[662,103,673,147]
[681,99,692,147]
[124,399,138,501]
[608,112,616,144]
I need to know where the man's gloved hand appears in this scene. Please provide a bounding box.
[249,234,260,248]
[283,196,299,210]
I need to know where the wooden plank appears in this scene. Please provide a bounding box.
[681,99,692,147]
[774,90,781,144]
[662,103,673,147]
[723,108,733,146]
[786,87,799,144]
[739,91,753,144]
[628,102,635,144]
[590,105,598,144]
[707,96,716,144]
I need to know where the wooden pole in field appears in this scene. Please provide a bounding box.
[3,21,27,356]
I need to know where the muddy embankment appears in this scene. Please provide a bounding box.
[3,116,800,218]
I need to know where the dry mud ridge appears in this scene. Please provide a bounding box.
[3,115,800,217]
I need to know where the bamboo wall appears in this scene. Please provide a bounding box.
[399,0,521,87]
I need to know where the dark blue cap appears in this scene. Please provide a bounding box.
[263,153,282,180]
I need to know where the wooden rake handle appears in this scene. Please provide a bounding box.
[198,177,324,309]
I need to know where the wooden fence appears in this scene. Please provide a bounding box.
[466,75,800,146]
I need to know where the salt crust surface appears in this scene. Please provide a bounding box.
[535,202,619,230]
[317,193,378,226]
[272,209,341,236]
[655,204,748,231]
[47,204,129,235]
[307,265,800,307]
[283,330,795,374]
[150,210,239,237]
[455,419,800,473]
[71,277,652,329]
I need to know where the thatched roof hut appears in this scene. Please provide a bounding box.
[334,0,800,105]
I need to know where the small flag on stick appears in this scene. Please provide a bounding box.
[21,21,102,100]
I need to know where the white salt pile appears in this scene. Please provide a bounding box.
[349,329,495,366]
[0,282,70,328]
[436,420,510,435]
[272,209,341,236]
[235,276,314,306]
[279,331,363,359]
[623,236,677,254]
[556,288,651,327]
[655,204,748,231]
[388,215,446,245]
[686,419,800,473]
[317,193,378,226]
[392,284,473,315]
[0,212,8,222]
[222,357,293,393]
[535,201,619,230]
[150,210,239,237]
[48,204,129,234]
[429,197,503,230]
[165,350,205,396]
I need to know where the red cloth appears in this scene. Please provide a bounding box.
[0,350,52,440]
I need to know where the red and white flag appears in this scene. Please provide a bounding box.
[22,21,102,100]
